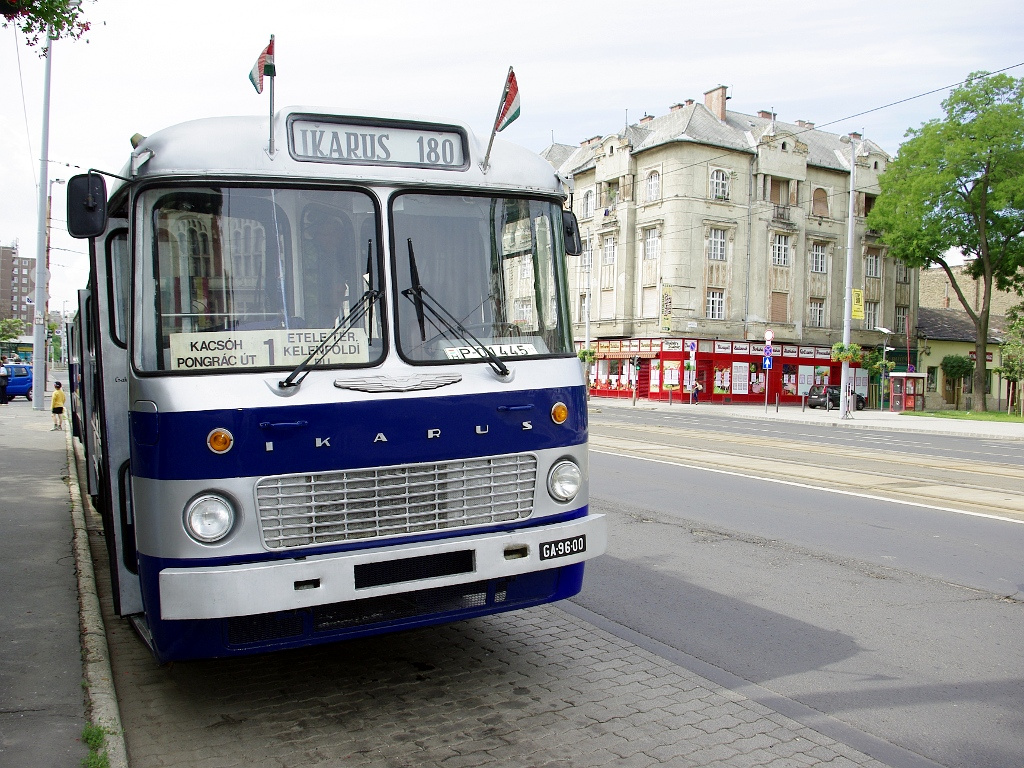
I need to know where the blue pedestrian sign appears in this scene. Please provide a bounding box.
[763,356,773,369]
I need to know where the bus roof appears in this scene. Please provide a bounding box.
[117,107,567,199]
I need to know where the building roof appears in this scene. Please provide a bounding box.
[544,99,890,179]
[917,307,1007,344]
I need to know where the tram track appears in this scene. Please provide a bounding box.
[588,421,1024,523]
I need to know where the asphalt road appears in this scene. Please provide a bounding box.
[574,421,1024,768]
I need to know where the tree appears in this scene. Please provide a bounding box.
[867,72,1024,411]
[997,307,1024,415]
[1,0,90,47]
[940,355,975,410]
[0,318,26,343]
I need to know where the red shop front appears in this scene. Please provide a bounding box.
[643,339,851,405]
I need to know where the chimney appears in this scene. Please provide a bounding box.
[669,103,686,112]
[704,85,728,121]
[796,120,814,129]
[850,131,862,140]
[685,99,694,106]
[639,114,654,125]
[758,110,774,120]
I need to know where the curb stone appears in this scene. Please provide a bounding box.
[66,427,130,768]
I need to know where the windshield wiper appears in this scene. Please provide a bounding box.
[402,238,510,378]
[279,241,379,390]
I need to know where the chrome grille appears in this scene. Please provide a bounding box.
[255,454,537,550]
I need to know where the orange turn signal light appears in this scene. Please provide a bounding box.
[207,428,234,454]
[551,402,569,425]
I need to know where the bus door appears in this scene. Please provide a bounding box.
[75,288,100,496]
[91,219,143,616]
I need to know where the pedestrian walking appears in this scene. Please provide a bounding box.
[692,380,703,404]
[0,357,8,405]
[51,382,66,430]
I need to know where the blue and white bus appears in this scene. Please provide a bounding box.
[66,107,605,662]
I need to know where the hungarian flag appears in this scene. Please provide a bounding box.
[249,37,276,94]
[494,68,520,132]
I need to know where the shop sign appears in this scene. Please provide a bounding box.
[715,341,732,354]
[639,339,652,352]
[815,347,832,360]
[609,340,622,353]
[968,350,994,362]
[733,342,750,355]
[597,340,610,353]
[627,338,640,352]
[783,345,798,357]
[751,342,765,356]
[799,346,815,358]
[662,339,683,352]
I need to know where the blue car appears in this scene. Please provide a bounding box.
[4,364,33,400]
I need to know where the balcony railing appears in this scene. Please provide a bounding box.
[772,204,791,221]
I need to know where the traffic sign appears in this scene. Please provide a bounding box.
[763,356,772,369]
[764,329,774,343]
[763,344,773,357]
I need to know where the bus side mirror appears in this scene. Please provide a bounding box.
[66,173,108,239]
[562,209,583,256]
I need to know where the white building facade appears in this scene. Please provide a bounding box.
[545,86,917,403]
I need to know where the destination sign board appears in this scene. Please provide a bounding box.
[169,328,368,371]
[289,115,468,170]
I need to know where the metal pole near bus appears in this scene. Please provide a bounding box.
[32,30,55,411]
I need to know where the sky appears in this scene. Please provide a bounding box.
[2,0,1023,315]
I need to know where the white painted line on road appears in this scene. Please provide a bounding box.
[591,448,1024,527]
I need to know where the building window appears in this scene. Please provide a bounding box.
[644,228,660,261]
[865,301,879,329]
[706,289,724,320]
[895,305,909,333]
[771,291,788,323]
[710,169,729,200]
[895,260,910,283]
[513,298,533,324]
[708,228,727,261]
[809,298,825,327]
[645,171,660,203]
[577,294,588,322]
[582,191,594,219]
[865,248,881,277]
[811,242,827,273]
[581,238,593,271]
[602,236,616,266]
[812,188,830,217]
[642,287,659,318]
[772,234,790,266]
[926,367,937,392]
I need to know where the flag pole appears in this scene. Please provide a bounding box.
[481,66,513,172]
[268,35,276,155]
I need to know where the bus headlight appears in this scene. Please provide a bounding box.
[547,460,582,503]
[184,493,235,543]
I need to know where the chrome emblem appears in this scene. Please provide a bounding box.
[334,373,462,393]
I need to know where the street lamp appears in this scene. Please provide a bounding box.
[875,326,892,408]
[838,133,859,420]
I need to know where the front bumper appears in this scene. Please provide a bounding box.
[159,513,605,620]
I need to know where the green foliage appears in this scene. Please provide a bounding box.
[867,71,1024,410]
[80,722,109,768]
[0,318,26,343]
[830,342,862,363]
[1,0,90,47]
[863,347,896,376]
[577,347,596,364]
[940,354,975,381]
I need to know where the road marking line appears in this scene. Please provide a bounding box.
[591,448,1024,526]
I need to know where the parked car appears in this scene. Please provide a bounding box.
[4,364,33,400]
[807,383,865,410]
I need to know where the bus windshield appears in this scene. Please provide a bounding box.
[137,186,384,373]
[391,193,572,364]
